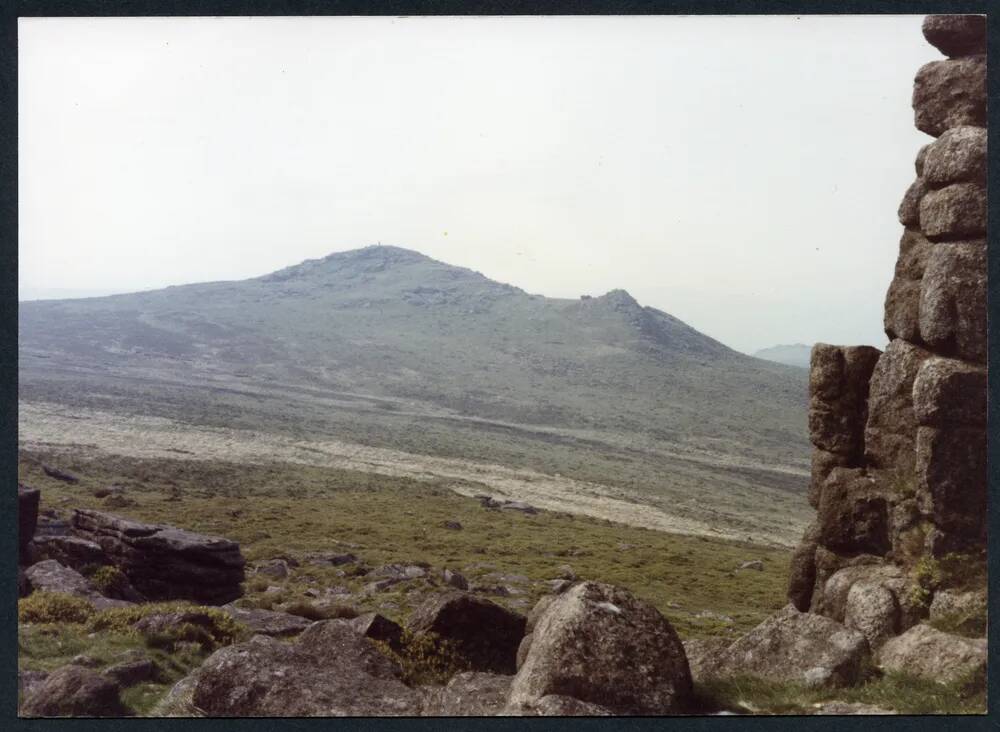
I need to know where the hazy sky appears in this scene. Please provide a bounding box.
[20,15,933,353]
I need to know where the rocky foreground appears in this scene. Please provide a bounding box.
[17,479,985,717]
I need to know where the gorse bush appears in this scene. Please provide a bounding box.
[18,592,95,624]
[89,566,131,597]
[372,630,472,686]
[86,602,247,650]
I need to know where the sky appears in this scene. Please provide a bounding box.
[19,15,934,354]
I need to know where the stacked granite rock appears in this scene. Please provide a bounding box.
[788,14,987,652]
[71,509,246,605]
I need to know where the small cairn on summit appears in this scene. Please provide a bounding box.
[788,14,987,667]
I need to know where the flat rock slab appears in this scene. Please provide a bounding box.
[221,604,314,638]
[72,509,245,605]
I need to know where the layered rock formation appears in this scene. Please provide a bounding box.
[71,509,246,605]
[788,14,987,662]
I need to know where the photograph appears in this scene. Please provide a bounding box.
[14,8,989,718]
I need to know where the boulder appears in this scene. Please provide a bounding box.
[916,425,986,539]
[912,357,986,427]
[20,665,132,717]
[893,228,932,280]
[134,610,225,642]
[912,56,986,137]
[817,469,889,556]
[443,568,469,591]
[71,509,245,605]
[191,621,423,716]
[864,339,933,474]
[877,624,986,683]
[42,464,79,483]
[305,552,357,567]
[103,658,157,688]
[18,567,29,597]
[922,14,986,57]
[816,564,902,624]
[253,559,290,579]
[919,241,987,363]
[918,183,987,240]
[929,589,987,635]
[27,535,110,573]
[786,522,819,611]
[882,276,921,342]
[349,612,404,650]
[507,581,691,715]
[809,450,850,508]
[896,177,928,227]
[887,498,926,566]
[24,560,133,610]
[501,501,539,515]
[220,604,313,638]
[711,604,870,687]
[407,592,526,674]
[843,580,898,649]
[421,671,512,716]
[922,126,987,187]
[808,344,881,458]
[149,673,203,717]
[682,637,731,682]
[18,485,40,560]
[18,669,49,702]
[809,549,884,620]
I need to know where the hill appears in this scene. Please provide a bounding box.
[19,245,811,544]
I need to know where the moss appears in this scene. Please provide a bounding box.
[19,592,96,624]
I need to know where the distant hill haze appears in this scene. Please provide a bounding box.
[752,344,813,369]
[19,246,811,542]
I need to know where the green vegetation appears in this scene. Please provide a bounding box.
[19,592,95,625]
[89,566,130,597]
[19,449,791,639]
[691,668,986,715]
[86,602,247,650]
[372,630,472,686]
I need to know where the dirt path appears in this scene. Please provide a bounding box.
[19,400,797,547]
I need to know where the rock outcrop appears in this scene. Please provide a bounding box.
[787,12,987,673]
[71,509,246,605]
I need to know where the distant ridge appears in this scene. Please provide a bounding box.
[19,245,811,540]
[753,343,812,369]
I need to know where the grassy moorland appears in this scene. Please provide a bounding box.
[17,448,985,715]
